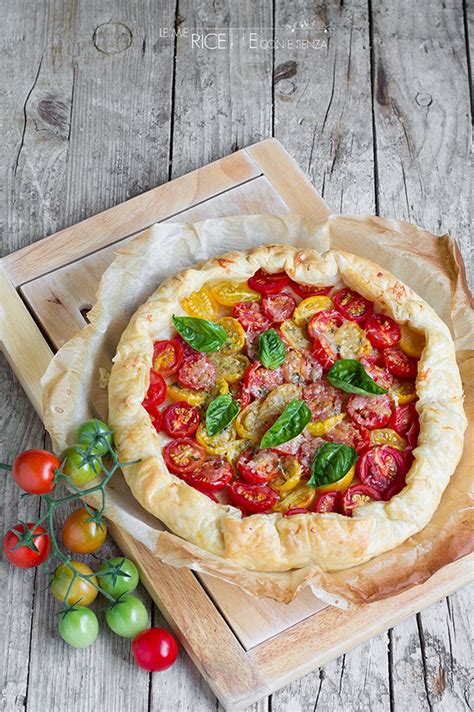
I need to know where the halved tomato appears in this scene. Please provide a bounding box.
[389,403,420,447]
[280,320,311,350]
[217,317,246,354]
[236,448,280,484]
[284,507,310,516]
[325,420,370,454]
[399,325,425,358]
[248,269,289,295]
[262,292,296,323]
[361,360,394,390]
[302,381,342,422]
[210,281,260,306]
[229,481,278,513]
[369,428,407,450]
[232,301,271,333]
[162,402,200,438]
[230,380,251,409]
[293,297,334,327]
[357,445,408,495]
[347,394,392,430]
[153,339,183,377]
[273,483,316,513]
[342,484,382,515]
[390,378,416,405]
[178,354,217,391]
[383,348,418,379]
[365,313,401,349]
[315,491,342,513]
[180,288,218,320]
[142,371,167,417]
[333,288,373,324]
[281,349,322,386]
[312,335,338,371]
[333,321,372,360]
[244,362,284,399]
[163,438,205,475]
[186,457,234,491]
[307,309,343,339]
[289,281,332,298]
[167,382,207,407]
[211,353,250,383]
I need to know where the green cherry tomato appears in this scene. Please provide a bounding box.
[105,595,148,638]
[61,444,102,487]
[97,557,139,598]
[58,607,99,648]
[75,419,113,456]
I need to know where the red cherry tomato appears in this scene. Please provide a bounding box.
[284,507,310,516]
[342,484,382,516]
[248,269,289,295]
[231,380,251,409]
[237,448,280,484]
[163,438,205,475]
[162,402,200,438]
[315,491,342,513]
[360,359,394,390]
[307,309,343,339]
[132,627,178,672]
[174,333,196,360]
[233,301,271,333]
[325,420,370,454]
[365,314,401,349]
[3,523,51,568]
[312,335,338,371]
[383,348,418,379]
[333,288,373,324]
[389,403,420,447]
[244,362,284,399]
[178,354,217,391]
[271,432,306,456]
[289,281,332,298]
[302,381,342,422]
[261,292,296,323]
[153,339,184,377]
[281,349,322,386]
[142,371,167,417]
[12,449,59,494]
[151,411,163,433]
[229,481,278,513]
[357,445,408,495]
[297,436,325,476]
[347,394,392,430]
[186,457,234,491]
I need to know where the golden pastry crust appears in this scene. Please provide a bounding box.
[108,244,466,572]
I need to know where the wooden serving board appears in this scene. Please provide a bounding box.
[1,138,472,711]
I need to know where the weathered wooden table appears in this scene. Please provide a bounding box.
[1,2,472,711]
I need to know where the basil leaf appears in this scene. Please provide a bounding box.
[327,359,387,396]
[260,399,311,448]
[308,442,357,488]
[172,315,227,353]
[206,395,241,437]
[259,329,286,370]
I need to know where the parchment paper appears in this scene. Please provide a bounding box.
[42,214,474,606]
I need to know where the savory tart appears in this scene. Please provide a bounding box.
[108,244,466,573]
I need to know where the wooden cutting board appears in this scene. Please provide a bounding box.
[1,138,472,711]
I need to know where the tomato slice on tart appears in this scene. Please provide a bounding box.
[163,438,206,475]
[142,371,167,417]
[281,349,323,386]
[389,403,420,447]
[284,507,310,516]
[185,457,234,491]
[178,353,218,391]
[333,288,373,324]
[153,339,184,377]
[357,445,409,495]
[302,381,343,422]
[315,491,342,513]
[346,394,392,430]
[365,313,401,349]
[360,360,394,390]
[237,448,280,484]
[383,348,418,379]
[312,335,338,370]
[229,481,278,513]
[230,380,251,409]
[244,362,284,399]
[151,411,163,433]
[297,436,325,476]
[325,420,370,454]
[342,483,382,516]
[273,483,316,513]
[261,292,297,323]
[307,309,343,339]
[247,269,289,295]
[289,281,332,298]
[162,401,200,438]
[232,301,272,332]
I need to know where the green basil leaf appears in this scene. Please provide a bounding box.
[327,359,387,396]
[308,442,357,488]
[206,395,241,437]
[259,329,286,370]
[172,315,227,353]
[260,399,311,449]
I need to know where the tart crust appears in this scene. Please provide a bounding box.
[108,245,466,573]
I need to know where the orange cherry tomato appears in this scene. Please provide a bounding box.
[62,508,107,554]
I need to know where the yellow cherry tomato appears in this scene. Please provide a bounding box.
[273,483,316,513]
[280,320,311,350]
[217,317,246,354]
[51,561,98,606]
[234,401,263,443]
[180,288,218,320]
[293,296,333,327]
[400,325,425,358]
[196,422,236,455]
[334,321,372,360]
[391,378,417,405]
[215,377,229,396]
[210,353,250,383]
[370,428,408,450]
[210,281,260,306]
[167,382,207,406]
[259,384,302,422]
[313,464,355,494]
[270,457,303,494]
[307,413,346,437]
[224,438,253,465]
